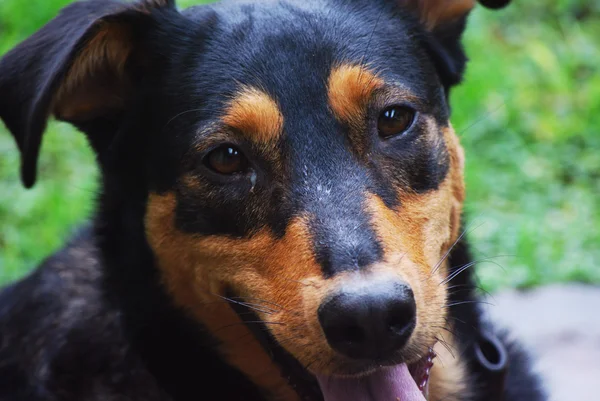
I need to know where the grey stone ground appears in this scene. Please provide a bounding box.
[483,284,600,401]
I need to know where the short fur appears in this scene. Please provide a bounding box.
[0,0,545,400]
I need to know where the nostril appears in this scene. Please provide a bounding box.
[387,299,416,336]
[389,319,409,334]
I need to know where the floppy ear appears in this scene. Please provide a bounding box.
[398,0,510,91]
[0,0,176,188]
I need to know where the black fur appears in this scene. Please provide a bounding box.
[0,0,545,400]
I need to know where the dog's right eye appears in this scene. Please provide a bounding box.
[377,106,416,139]
[204,145,249,175]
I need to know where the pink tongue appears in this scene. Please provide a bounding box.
[316,364,425,401]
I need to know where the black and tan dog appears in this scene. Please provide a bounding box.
[0,0,545,400]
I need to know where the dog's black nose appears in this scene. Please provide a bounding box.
[318,281,416,360]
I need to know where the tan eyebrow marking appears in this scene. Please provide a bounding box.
[327,64,384,127]
[222,86,284,144]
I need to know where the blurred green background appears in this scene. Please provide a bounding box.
[0,0,598,290]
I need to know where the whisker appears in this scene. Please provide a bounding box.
[433,325,459,338]
[227,296,284,313]
[440,261,478,286]
[277,276,313,288]
[190,296,279,315]
[434,335,456,359]
[214,320,286,333]
[163,108,203,130]
[443,300,495,309]
[458,101,506,136]
[359,7,386,68]
[476,258,509,273]
[444,315,468,326]
[446,283,495,300]
[229,296,285,309]
[430,220,485,277]
[211,293,278,315]
[440,255,512,286]
[444,315,480,334]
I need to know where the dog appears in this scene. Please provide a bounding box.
[0,0,546,400]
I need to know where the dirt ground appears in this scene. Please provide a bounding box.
[484,284,600,401]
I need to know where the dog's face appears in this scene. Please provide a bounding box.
[0,0,508,400]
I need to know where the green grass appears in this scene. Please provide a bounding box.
[1,0,598,291]
[453,2,600,290]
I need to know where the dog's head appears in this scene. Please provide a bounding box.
[0,0,509,400]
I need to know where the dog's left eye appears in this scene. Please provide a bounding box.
[377,106,416,138]
[204,145,249,175]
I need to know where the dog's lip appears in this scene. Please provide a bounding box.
[408,347,436,397]
[316,351,426,378]
[315,347,437,399]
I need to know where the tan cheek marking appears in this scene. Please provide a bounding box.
[222,86,284,144]
[327,64,384,128]
[145,193,300,401]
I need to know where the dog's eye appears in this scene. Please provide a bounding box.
[377,106,416,138]
[204,145,249,175]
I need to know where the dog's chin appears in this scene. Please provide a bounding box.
[312,348,436,401]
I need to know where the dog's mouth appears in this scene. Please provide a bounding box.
[315,348,436,401]
[228,291,437,401]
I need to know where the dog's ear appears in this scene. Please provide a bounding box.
[0,0,176,188]
[398,0,510,91]
[400,0,509,30]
